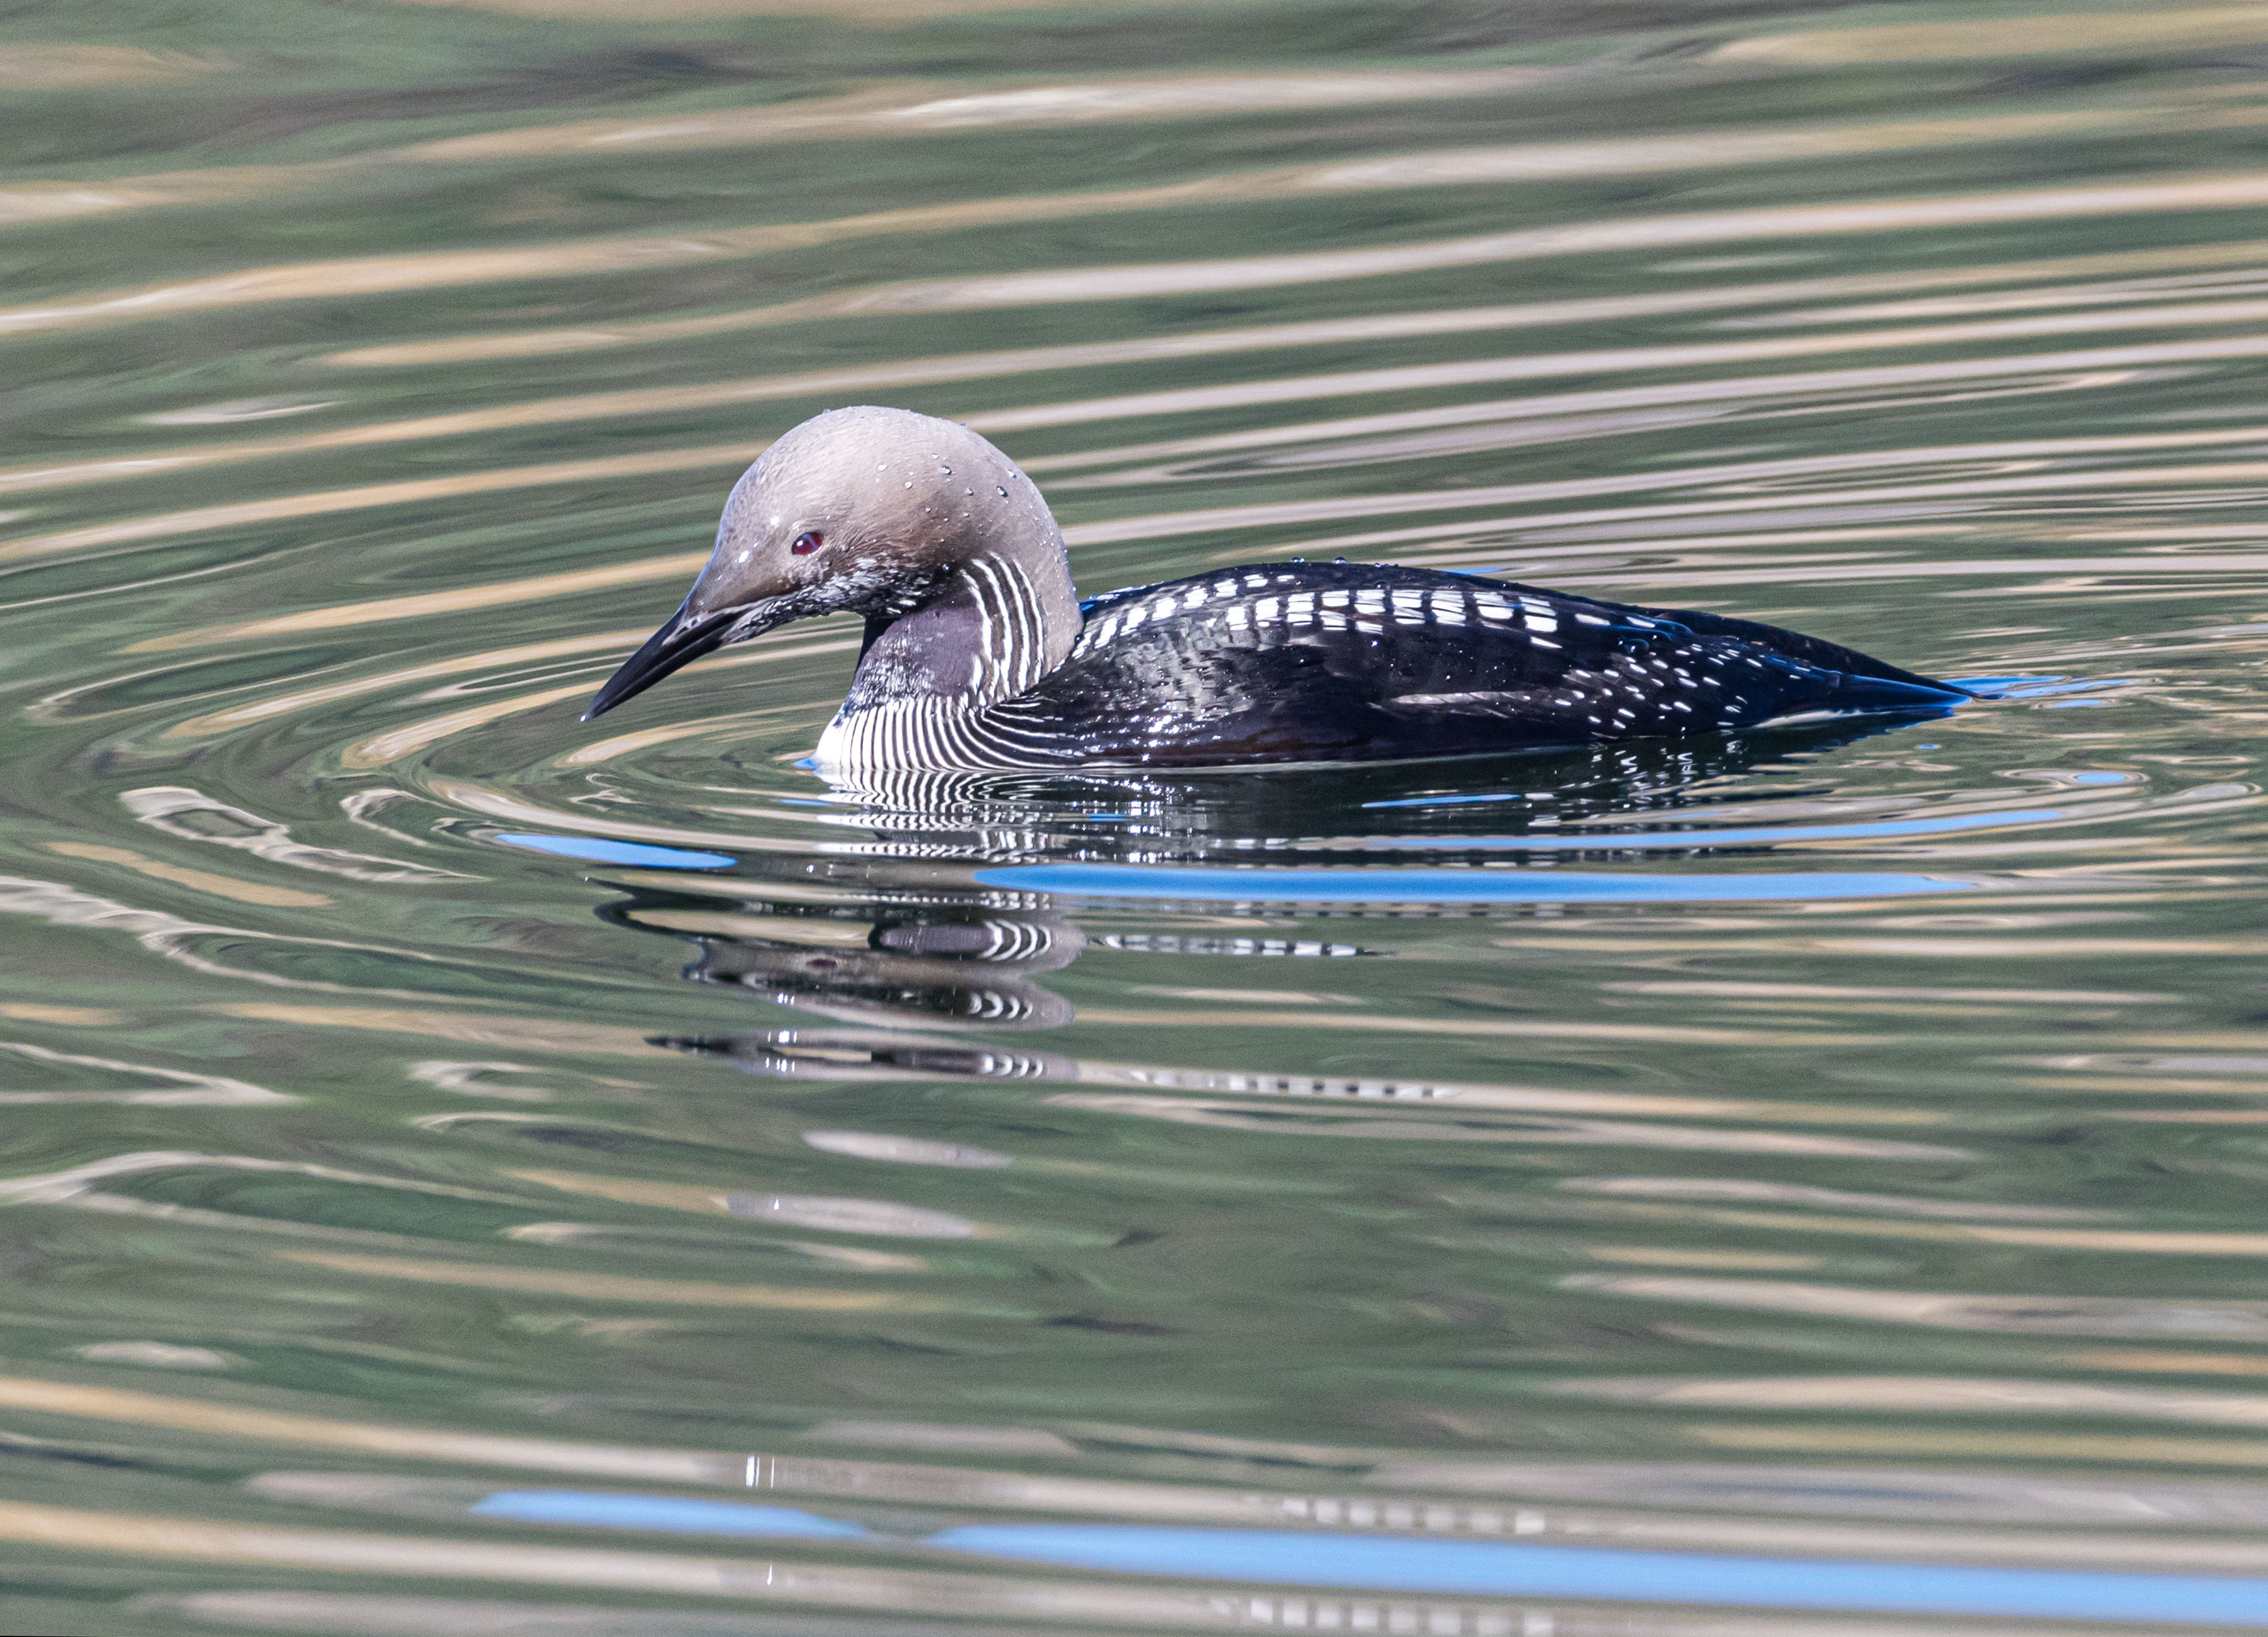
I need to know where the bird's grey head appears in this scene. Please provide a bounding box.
[584,406,1066,720]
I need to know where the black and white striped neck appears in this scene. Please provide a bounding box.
[817,551,1076,768]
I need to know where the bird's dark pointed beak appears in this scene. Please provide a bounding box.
[582,600,739,722]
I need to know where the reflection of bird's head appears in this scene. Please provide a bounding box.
[631,902,1083,1032]
[584,406,1070,720]
[660,1030,1074,1084]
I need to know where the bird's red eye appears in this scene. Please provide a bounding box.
[791,530,823,555]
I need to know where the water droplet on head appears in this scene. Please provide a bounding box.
[996,485,1008,497]
[939,464,951,474]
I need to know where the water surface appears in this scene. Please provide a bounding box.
[9,1,2268,1632]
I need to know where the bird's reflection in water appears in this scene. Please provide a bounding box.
[676,909,1082,1031]
[762,719,1905,853]
[616,720,1930,1074]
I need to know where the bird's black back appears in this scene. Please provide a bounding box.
[977,562,1964,769]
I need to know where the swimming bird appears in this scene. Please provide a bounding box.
[584,406,1968,770]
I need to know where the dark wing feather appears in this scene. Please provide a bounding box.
[983,638,1396,767]
[982,562,1963,768]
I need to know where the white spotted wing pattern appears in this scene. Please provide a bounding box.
[963,562,1964,769]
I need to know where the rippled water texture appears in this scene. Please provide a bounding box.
[19,1,2268,1631]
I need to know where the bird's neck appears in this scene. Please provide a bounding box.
[836,551,1079,720]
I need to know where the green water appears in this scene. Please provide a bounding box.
[12,1,2268,1631]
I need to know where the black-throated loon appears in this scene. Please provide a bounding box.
[582,406,1968,769]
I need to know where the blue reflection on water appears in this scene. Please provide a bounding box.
[1956,674,2128,700]
[1352,807,2059,851]
[928,1525,2268,1625]
[495,833,735,869]
[975,864,1967,902]
[456,1491,2268,1624]
[471,1490,870,1538]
